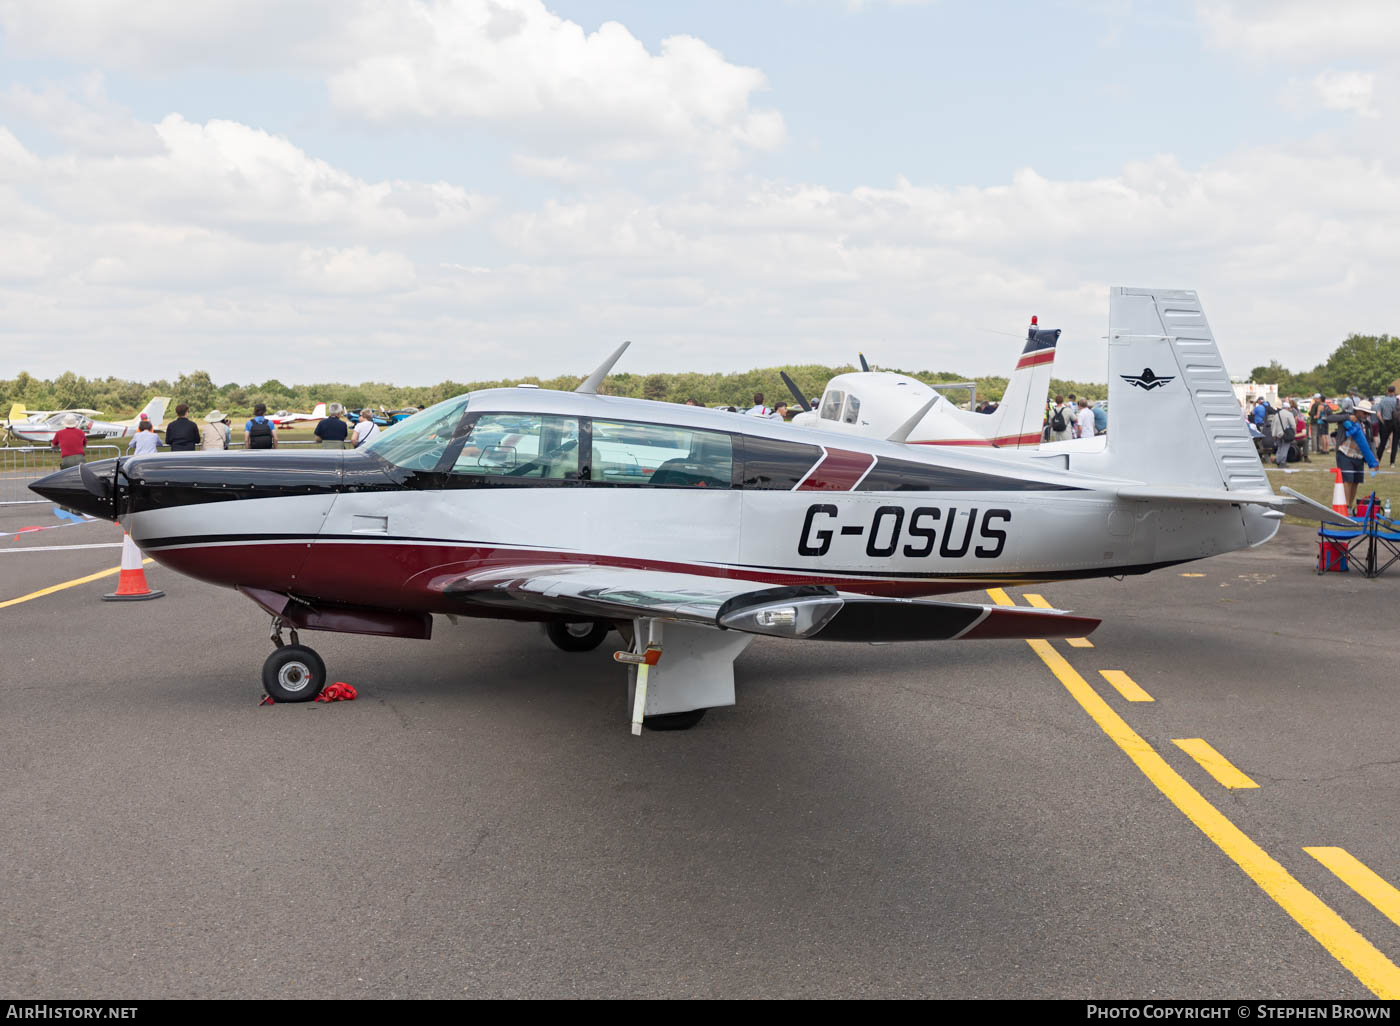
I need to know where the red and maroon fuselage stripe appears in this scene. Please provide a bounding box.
[146,537,1073,608]
[797,447,877,490]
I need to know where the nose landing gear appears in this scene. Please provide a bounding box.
[263,617,327,702]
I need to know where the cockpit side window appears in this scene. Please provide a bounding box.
[449,413,580,481]
[842,394,861,424]
[819,390,844,420]
[588,420,734,487]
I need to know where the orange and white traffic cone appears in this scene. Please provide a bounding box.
[102,531,164,601]
[1330,467,1349,517]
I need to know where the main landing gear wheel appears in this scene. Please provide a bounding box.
[642,708,707,731]
[545,620,610,652]
[262,645,326,703]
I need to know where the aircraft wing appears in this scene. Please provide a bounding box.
[436,564,1099,642]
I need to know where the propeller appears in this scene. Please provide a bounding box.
[859,352,870,372]
[779,371,812,413]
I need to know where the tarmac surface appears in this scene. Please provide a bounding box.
[2,503,1399,999]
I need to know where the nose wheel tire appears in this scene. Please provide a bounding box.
[262,645,327,703]
[545,620,610,652]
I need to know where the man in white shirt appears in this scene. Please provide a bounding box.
[745,392,769,417]
[353,411,381,448]
[1074,398,1095,440]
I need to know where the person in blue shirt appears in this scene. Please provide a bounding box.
[1252,398,1268,429]
[1092,401,1107,435]
[244,403,278,449]
[1336,403,1379,511]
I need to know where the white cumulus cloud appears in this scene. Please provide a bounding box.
[326,0,784,164]
[0,0,785,167]
[1197,0,1400,61]
[1311,69,1378,117]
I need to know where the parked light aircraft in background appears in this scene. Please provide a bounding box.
[34,289,1347,734]
[786,319,1060,448]
[8,397,171,444]
[270,403,327,428]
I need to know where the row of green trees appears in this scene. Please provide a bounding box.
[1,366,1109,420]
[1251,334,1400,398]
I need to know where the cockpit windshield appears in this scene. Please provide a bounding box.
[362,393,471,471]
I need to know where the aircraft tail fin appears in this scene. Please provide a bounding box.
[990,320,1058,447]
[137,396,171,425]
[7,401,25,425]
[1101,288,1267,493]
[311,402,326,419]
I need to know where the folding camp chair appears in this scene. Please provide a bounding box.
[1317,523,1366,573]
[1359,492,1400,579]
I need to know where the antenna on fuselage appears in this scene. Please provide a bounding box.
[779,371,812,413]
[858,352,870,373]
[576,340,632,394]
[886,396,939,444]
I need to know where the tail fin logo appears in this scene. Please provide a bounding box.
[1121,368,1175,391]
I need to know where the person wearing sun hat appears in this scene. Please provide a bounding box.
[51,413,88,469]
[1336,400,1379,512]
[200,410,230,451]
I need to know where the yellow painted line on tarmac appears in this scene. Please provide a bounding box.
[1181,573,1206,577]
[0,558,154,610]
[1174,738,1259,789]
[1306,848,1400,931]
[987,588,1400,998]
[1100,669,1155,703]
[1020,593,1093,647]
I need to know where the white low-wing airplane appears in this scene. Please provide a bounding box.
[787,319,1060,448]
[271,402,327,428]
[34,289,1343,733]
[8,397,171,444]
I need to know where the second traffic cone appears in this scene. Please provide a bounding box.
[102,531,164,601]
[1330,467,1349,516]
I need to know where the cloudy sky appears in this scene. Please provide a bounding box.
[1,0,1396,385]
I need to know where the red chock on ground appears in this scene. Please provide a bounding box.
[316,682,358,702]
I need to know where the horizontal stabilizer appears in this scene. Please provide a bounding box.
[1118,484,1358,527]
[1280,486,1361,527]
[1117,484,1285,505]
